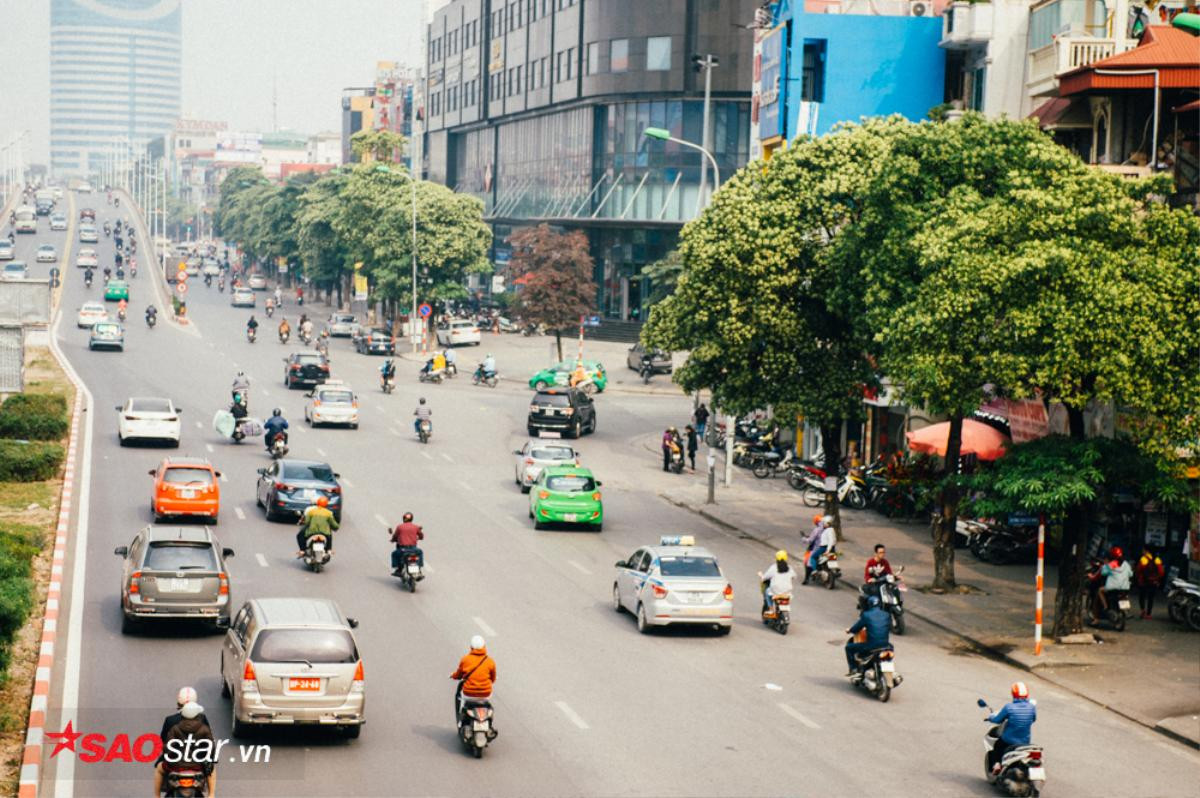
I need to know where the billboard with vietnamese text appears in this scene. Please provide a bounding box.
[758,25,786,141]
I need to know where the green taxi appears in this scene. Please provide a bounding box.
[104,279,129,302]
[528,359,607,393]
[529,465,603,531]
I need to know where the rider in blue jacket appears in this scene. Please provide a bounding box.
[263,408,288,452]
[987,682,1037,772]
[844,596,891,675]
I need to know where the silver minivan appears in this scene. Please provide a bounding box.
[220,598,364,738]
[114,526,234,633]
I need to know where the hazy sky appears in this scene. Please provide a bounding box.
[0,0,434,163]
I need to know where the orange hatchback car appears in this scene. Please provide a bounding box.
[150,457,221,524]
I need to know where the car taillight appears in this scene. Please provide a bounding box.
[352,660,364,692]
[474,707,489,720]
[529,405,538,413]
[218,573,229,595]
[329,485,341,495]
[591,492,601,501]
[242,661,258,690]
[538,490,549,499]
[651,584,668,599]
[290,364,301,371]
[524,457,534,465]
[275,482,288,491]
[723,584,734,600]
[880,650,893,659]
[128,571,142,593]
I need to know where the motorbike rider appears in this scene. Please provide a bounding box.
[278,317,291,342]
[1091,546,1132,623]
[760,550,795,615]
[443,347,457,375]
[300,316,315,343]
[450,635,497,719]
[102,266,112,282]
[116,298,127,319]
[421,350,447,377]
[380,358,396,388]
[413,397,432,434]
[389,512,425,576]
[229,392,248,423]
[569,361,589,388]
[985,682,1037,774]
[154,699,216,797]
[83,267,94,286]
[844,594,891,676]
[807,517,836,583]
[264,296,275,314]
[481,353,497,376]
[263,408,288,452]
[296,496,338,556]
[273,286,282,307]
[861,544,894,597]
[246,314,259,339]
[145,304,157,326]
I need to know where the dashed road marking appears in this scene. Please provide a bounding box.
[473,617,496,637]
[219,472,228,483]
[205,443,214,453]
[566,559,592,575]
[374,513,389,527]
[194,421,203,429]
[234,507,246,521]
[342,477,354,488]
[420,450,432,461]
[255,553,269,568]
[316,447,327,457]
[441,452,453,463]
[261,389,270,397]
[390,427,403,437]
[458,480,472,493]
[778,703,820,729]
[554,701,590,730]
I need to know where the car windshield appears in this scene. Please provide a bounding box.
[131,398,172,413]
[143,542,217,571]
[38,246,53,252]
[163,467,213,486]
[251,628,358,664]
[282,463,334,482]
[658,556,722,578]
[333,315,355,323]
[295,354,323,364]
[535,393,570,407]
[369,331,389,340]
[318,390,353,404]
[532,446,574,461]
[545,474,595,492]
[93,323,120,334]
[4,264,25,272]
[451,321,474,329]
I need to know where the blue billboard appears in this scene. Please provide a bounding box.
[758,25,787,141]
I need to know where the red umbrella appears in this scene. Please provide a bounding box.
[906,419,1010,461]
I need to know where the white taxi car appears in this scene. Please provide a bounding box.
[613,536,733,635]
[247,273,268,290]
[117,397,182,446]
[436,319,481,347]
[304,381,359,429]
[230,287,255,308]
[76,301,108,328]
[36,244,57,263]
[512,439,578,493]
[76,248,99,268]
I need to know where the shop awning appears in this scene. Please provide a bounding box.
[906,419,1011,461]
[1028,97,1092,129]
[1059,26,1200,96]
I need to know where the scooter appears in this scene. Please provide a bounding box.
[977,699,1045,797]
[267,432,288,460]
[667,441,685,474]
[1167,578,1200,631]
[848,638,901,703]
[417,418,432,444]
[247,327,257,343]
[84,273,93,289]
[130,263,137,278]
[456,690,497,758]
[808,549,841,590]
[217,279,225,293]
[279,329,290,344]
[303,534,330,573]
[801,471,868,510]
[163,767,208,797]
[419,368,445,385]
[760,589,791,635]
[264,303,274,318]
[381,372,396,394]
[117,307,127,322]
[1087,561,1130,632]
[145,312,157,329]
[857,568,907,634]
[472,365,498,388]
[204,274,212,288]
[752,449,796,479]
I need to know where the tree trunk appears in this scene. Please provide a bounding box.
[932,414,963,591]
[1052,405,1089,638]
[819,423,844,542]
[554,330,564,361]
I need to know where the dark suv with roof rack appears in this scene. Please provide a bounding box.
[527,387,596,439]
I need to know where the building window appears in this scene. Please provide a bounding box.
[587,41,601,75]
[556,50,565,81]
[610,39,629,72]
[528,0,537,22]
[566,47,575,80]
[540,57,547,86]
[516,64,523,94]
[800,40,826,103]
[646,36,671,71]
[528,61,536,90]
[970,66,986,111]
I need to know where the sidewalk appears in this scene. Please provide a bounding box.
[655,439,1200,748]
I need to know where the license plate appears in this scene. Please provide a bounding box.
[684,607,720,616]
[1118,600,1131,610]
[164,578,202,593]
[407,564,420,574]
[1028,767,1045,781]
[178,489,195,499]
[880,661,895,672]
[539,431,561,439]
[472,721,489,732]
[288,677,321,692]
[300,489,318,499]
[563,513,577,522]
[312,542,325,553]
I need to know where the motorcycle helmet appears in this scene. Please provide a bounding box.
[813,515,823,525]
[402,512,413,522]
[316,496,329,508]
[176,686,197,707]
[775,550,788,562]
[866,595,881,608]
[180,702,204,720]
[1109,546,1123,560]
[1011,681,1029,699]
[419,397,426,405]
[470,635,486,650]
[272,408,282,417]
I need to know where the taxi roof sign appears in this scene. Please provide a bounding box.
[660,535,695,547]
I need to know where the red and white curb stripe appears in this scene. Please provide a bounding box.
[18,383,83,798]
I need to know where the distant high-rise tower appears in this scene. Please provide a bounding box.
[50,0,182,176]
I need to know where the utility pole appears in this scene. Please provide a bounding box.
[691,53,719,213]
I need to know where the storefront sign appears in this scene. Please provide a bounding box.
[980,398,1050,443]
[1144,513,1168,547]
[758,26,786,141]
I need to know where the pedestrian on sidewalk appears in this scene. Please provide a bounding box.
[685,425,698,471]
[1134,547,1165,619]
[693,403,709,440]
[661,428,675,472]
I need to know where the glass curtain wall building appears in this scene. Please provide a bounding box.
[50,0,182,177]
[425,0,756,322]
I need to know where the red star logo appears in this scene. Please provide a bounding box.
[45,720,82,757]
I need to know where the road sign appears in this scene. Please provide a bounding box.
[418,303,432,318]
[176,281,188,295]
[176,268,188,281]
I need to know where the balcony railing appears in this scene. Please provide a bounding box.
[940,1,993,49]
[1027,36,1137,96]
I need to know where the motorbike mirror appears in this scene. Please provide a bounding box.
[512,450,522,456]
[222,548,235,558]
[333,473,341,479]
[147,469,156,476]
[615,560,627,568]
[897,565,905,573]
[214,471,222,478]
[976,698,988,708]
[346,618,359,629]
[256,468,266,476]
[114,405,122,411]
[113,546,128,557]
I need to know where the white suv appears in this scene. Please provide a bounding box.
[436,319,481,347]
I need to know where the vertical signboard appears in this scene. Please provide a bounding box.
[758,26,786,145]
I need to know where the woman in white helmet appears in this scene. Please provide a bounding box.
[155,699,217,796]
[450,635,497,718]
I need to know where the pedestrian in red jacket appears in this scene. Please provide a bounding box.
[1134,547,1165,619]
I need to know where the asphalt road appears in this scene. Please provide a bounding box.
[17,194,1200,798]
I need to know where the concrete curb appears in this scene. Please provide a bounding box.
[114,189,193,334]
[660,490,1200,751]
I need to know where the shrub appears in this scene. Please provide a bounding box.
[0,575,34,674]
[0,441,65,482]
[0,394,68,441]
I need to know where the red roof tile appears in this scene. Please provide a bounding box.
[1060,26,1200,95]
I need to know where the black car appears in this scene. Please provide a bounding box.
[354,328,395,355]
[626,343,673,375]
[283,352,330,389]
[255,459,342,522]
[527,388,596,439]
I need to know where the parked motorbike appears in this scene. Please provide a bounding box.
[472,365,499,388]
[809,549,841,589]
[978,699,1045,797]
[760,588,791,635]
[303,534,330,573]
[858,568,907,634]
[969,521,1037,564]
[752,449,795,479]
[848,639,901,702]
[1166,578,1200,631]
[417,418,432,444]
[801,472,867,510]
[163,767,208,797]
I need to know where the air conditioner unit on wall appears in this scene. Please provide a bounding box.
[909,0,934,17]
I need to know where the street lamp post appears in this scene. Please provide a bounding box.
[691,53,719,213]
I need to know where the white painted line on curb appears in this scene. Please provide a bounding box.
[235,507,246,520]
[420,450,432,460]
[255,553,269,568]
[473,617,496,637]
[205,443,214,453]
[778,703,820,729]
[441,452,454,463]
[555,701,590,730]
[566,559,592,575]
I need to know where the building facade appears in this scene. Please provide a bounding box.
[422,0,759,321]
[50,0,182,177]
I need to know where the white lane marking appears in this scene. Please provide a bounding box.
[554,701,590,730]
[420,450,432,460]
[234,507,246,520]
[316,447,327,457]
[261,389,270,397]
[566,559,592,575]
[764,683,783,691]
[341,477,354,488]
[441,452,454,463]
[205,443,214,453]
[255,553,269,568]
[778,703,821,729]
[374,513,390,527]
[194,421,202,429]
[473,617,496,637]
[390,428,402,437]
[219,472,228,483]
[458,480,472,492]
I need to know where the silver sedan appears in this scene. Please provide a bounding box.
[613,536,734,635]
[512,439,578,493]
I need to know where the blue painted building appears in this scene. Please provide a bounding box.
[757,1,945,154]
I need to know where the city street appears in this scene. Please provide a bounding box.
[17,193,1199,797]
